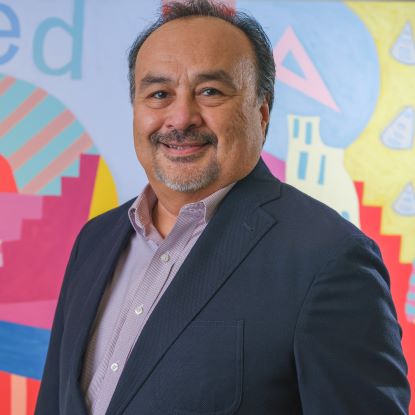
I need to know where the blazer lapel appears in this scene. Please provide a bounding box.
[107,159,281,415]
[66,211,133,414]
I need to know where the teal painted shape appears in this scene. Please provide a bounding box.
[305,122,312,145]
[84,144,99,155]
[38,159,80,196]
[405,303,415,315]
[298,151,308,180]
[15,121,85,188]
[407,292,415,301]
[293,118,300,139]
[0,96,64,157]
[318,155,326,185]
[0,80,35,122]
[282,51,305,78]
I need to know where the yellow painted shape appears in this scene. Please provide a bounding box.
[345,2,415,262]
[11,374,26,415]
[88,157,118,220]
[286,115,360,227]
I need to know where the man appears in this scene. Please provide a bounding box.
[35,1,410,414]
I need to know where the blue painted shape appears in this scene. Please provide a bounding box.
[341,211,350,221]
[0,80,35,122]
[0,4,20,65]
[33,0,84,79]
[0,321,50,379]
[15,121,85,188]
[305,122,312,145]
[238,1,380,160]
[39,159,80,195]
[318,155,326,185]
[405,303,415,316]
[282,51,305,78]
[293,118,300,139]
[298,151,308,180]
[407,292,415,301]
[0,96,64,157]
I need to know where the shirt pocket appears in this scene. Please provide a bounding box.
[155,320,244,415]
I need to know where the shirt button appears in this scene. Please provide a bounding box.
[160,253,170,262]
[110,363,119,372]
[134,304,144,315]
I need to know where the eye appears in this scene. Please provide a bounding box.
[200,88,221,96]
[150,91,168,99]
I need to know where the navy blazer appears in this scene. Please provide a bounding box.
[35,159,410,414]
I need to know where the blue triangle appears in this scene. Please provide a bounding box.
[281,51,305,78]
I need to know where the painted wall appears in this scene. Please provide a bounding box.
[0,1,414,413]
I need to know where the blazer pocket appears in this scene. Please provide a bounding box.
[155,320,244,415]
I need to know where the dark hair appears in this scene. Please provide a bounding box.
[128,0,276,134]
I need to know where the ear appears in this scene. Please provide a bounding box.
[259,97,270,141]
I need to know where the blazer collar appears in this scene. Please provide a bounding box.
[106,158,281,415]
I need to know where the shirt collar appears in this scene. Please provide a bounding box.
[128,182,235,238]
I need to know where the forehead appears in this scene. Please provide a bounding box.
[135,16,256,79]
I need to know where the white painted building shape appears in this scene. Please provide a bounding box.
[286,114,361,227]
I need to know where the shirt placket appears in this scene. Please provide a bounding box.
[90,208,204,415]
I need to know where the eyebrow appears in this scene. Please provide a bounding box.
[138,70,237,92]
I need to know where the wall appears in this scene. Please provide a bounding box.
[0,0,414,413]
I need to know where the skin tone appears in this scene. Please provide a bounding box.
[133,16,270,237]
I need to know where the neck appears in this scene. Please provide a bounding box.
[152,199,178,239]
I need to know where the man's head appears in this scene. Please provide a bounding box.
[129,0,276,200]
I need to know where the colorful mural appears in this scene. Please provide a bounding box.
[0,0,414,413]
[0,74,118,412]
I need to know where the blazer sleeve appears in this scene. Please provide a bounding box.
[34,229,82,415]
[294,235,411,414]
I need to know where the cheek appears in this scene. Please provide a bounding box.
[133,106,164,138]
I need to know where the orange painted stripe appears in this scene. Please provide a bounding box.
[21,132,92,194]
[0,89,47,138]
[26,378,41,415]
[9,110,75,170]
[11,374,26,415]
[0,76,15,95]
[0,371,11,415]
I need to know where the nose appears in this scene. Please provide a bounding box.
[165,93,203,131]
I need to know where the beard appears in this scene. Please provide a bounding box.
[150,129,220,193]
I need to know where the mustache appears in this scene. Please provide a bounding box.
[150,129,218,146]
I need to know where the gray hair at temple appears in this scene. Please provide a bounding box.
[127,0,276,135]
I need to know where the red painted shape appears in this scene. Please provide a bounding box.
[0,155,17,192]
[26,378,41,415]
[0,371,11,414]
[0,154,99,306]
[355,181,414,415]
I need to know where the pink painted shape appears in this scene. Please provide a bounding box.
[21,132,92,194]
[0,194,43,241]
[261,151,286,182]
[0,89,47,137]
[0,154,99,303]
[274,26,340,112]
[9,110,75,170]
[0,76,15,95]
[0,300,57,330]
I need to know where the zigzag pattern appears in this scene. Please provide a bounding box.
[0,154,99,328]
[355,181,414,415]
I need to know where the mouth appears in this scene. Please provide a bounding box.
[160,142,210,157]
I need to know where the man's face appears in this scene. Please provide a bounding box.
[133,16,270,198]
